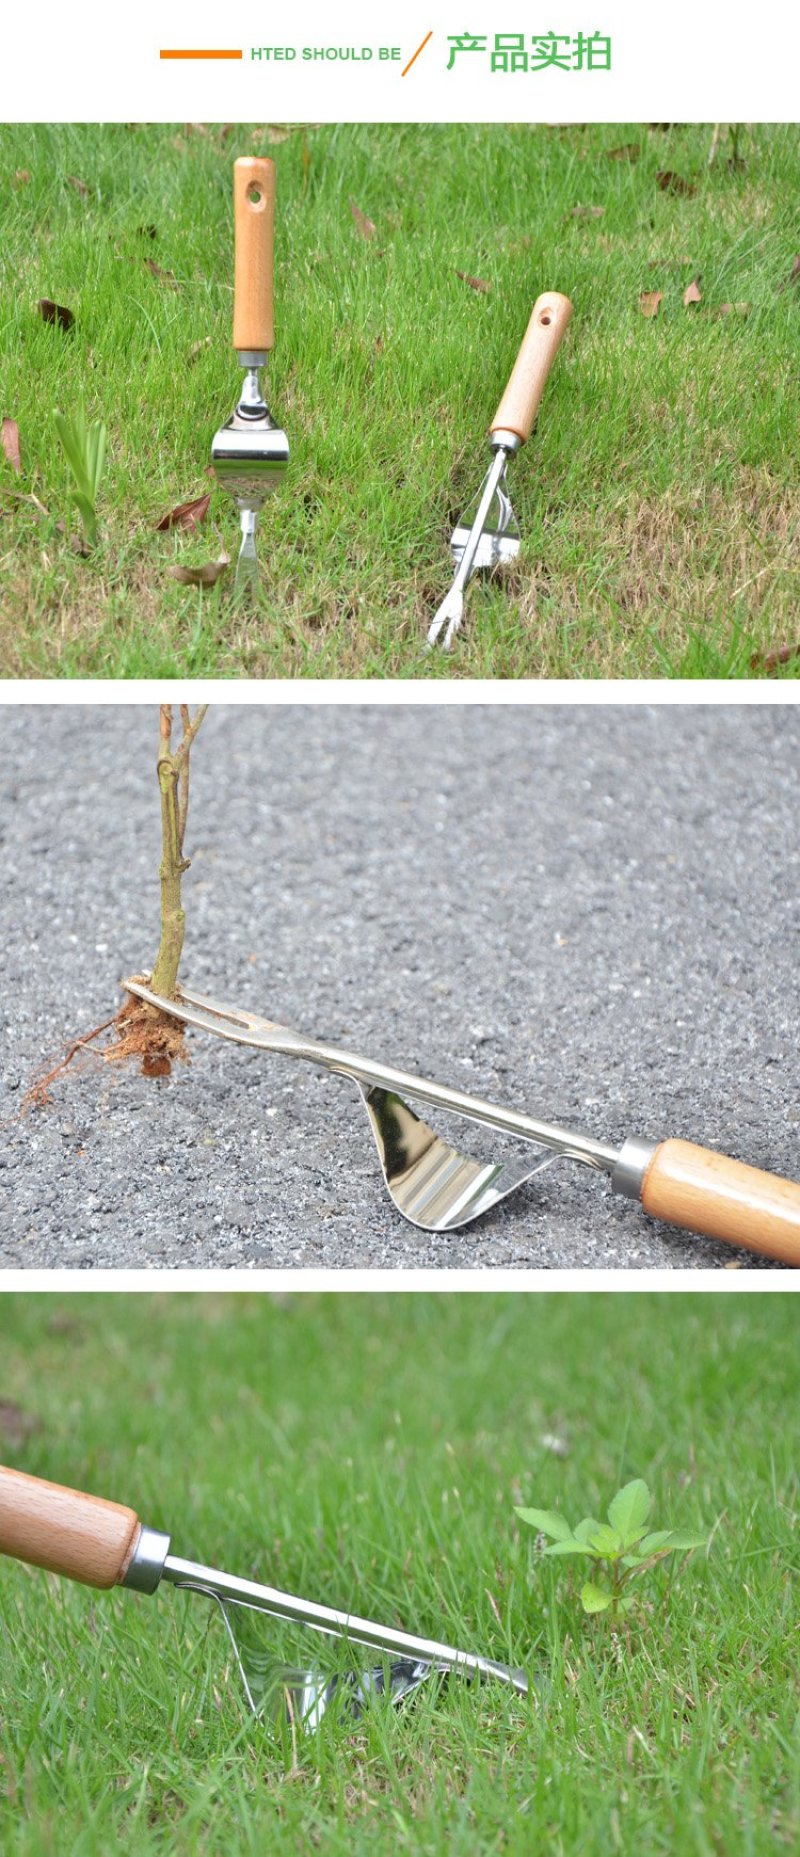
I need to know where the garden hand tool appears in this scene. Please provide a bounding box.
[428,291,572,649]
[0,1465,528,1727]
[211,157,289,593]
[125,980,800,1265]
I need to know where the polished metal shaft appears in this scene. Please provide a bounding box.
[125,981,617,1176]
[428,447,512,649]
[160,1554,527,1695]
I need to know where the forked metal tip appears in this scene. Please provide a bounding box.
[427,592,464,651]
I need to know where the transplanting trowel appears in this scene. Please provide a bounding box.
[211,157,289,593]
[428,291,572,649]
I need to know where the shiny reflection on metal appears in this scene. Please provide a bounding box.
[124,979,621,1233]
[161,1553,528,1696]
[180,1582,457,1731]
[611,1135,658,1201]
[122,1524,171,1594]
[428,431,524,650]
[211,361,289,591]
[362,1085,559,1231]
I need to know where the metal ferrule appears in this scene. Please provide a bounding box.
[610,1136,658,1202]
[489,429,522,453]
[237,350,268,369]
[122,1524,171,1594]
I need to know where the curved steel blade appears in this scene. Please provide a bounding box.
[359,1084,558,1231]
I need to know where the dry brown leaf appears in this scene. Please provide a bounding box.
[145,258,178,287]
[0,1400,42,1448]
[349,197,376,240]
[716,301,751,318]
[568,204,604,220]
[639,290,663,319]
[155,492,211,533]
[264,124,294,144]
[188,337,212,365]
[37,298,75,332]
[749,642,800,672]
[656,170,697,196]
[683,278,702,306]
[1,417,21,473]
[13,168,30,185]
[606,142,640,161]
[67,175,89,198]
[168,553,230,587]
[456,270,492,294]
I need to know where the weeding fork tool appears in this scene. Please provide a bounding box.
[428,291,573,648]
[0,1466,528,1714]
[211,157,289,593]
[125,981,800,1265]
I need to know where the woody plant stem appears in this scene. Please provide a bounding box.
[149,704,208,999]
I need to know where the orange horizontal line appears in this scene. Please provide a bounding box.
[160,48,243,59]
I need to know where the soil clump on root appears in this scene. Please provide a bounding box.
[23,981,188,1109]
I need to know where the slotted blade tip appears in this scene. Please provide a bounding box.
[427,593,463,650]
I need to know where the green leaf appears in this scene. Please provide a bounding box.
[70,491,97,546]
[586,1523,623,1558]
[515,1508,573,1541]
[608,1479,651,1545]
[91,423,107,496]
[660,1531,707,1553]
[637,1530,674,1556]
[619,1594,637,1611]
[573,1516,603,1544]
[581,1581,613,1613]
[542,1539,597,1557]
[54,411,84,481]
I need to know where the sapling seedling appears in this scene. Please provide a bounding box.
[516,1478,707,1623]
[53,404,107,548]
[25,704,208,1101]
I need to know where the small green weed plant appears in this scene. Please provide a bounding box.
[516,1477,707,1621]
[54,405,107,547]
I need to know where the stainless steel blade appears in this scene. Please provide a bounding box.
[160,1553,529,1696]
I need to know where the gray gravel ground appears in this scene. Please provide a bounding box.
[1,703,798,1271]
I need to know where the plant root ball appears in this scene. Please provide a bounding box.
[108,991,188,1079]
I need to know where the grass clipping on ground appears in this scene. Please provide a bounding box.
[25,703,207,1105]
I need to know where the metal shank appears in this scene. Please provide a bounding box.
[125,981,619,1177]
[158,1553,528,1696]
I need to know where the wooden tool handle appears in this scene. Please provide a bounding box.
[641,1140,800,1265]
[490,292,573,444]
[233,156,275,352]
[0,1465,141,1589]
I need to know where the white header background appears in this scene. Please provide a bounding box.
[2,3,798,121]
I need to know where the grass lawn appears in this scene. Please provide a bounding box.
[0,1291,797,1853]
[0,122,798,679]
